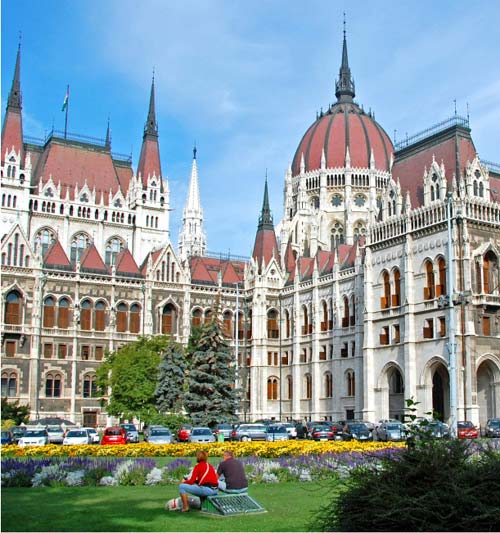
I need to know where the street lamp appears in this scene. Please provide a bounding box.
[141,282,146,335]
[35,273,48,420]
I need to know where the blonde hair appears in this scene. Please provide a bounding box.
[196,450,208,462]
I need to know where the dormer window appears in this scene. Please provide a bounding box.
[151,181,156,188]
[45,188,54,198]
[114,198,122,208]
[80,193,89,203]
[9,156,15,162]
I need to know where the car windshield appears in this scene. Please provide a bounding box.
[386,424,402,430]
[1,431,10,437]
[47,426,63,433]
[458,422,473,428]
[86,428,96,433]
[121,424,137,431]
[192,428,211,435]
[25,430,46,437]
[106,429,123,435]
[268,426,287,432]
[12,427,25,435]
[151,430,171,436]
[489,420,500,427]
[348,424,367,431]
[217,424,232,429]
[67,431,86,437]
[247,425,266,431]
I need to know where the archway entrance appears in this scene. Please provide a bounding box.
[477,360,497,428]
[431,364,449,421]
[388,367,405,421]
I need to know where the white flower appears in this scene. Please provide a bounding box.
[145,467,164,486]
[99,476,118,486]
[66,470,85,486]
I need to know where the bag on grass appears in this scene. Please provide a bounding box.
[165,496,201,511]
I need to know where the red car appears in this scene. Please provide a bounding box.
[177,424,192,442]
[101,427,127,445]
[457,421,479,439]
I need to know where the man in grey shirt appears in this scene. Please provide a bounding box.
[217,450,248,493]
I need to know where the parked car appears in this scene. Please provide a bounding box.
[281,422,297,439]
[309,426,336,441]
[18,428,49,447]
[354,420,376,432]
[63,429,91,445]
[46,425,65,444]
[143,425,164,442]
[457,421,479,439]
[426,421,450,439]
[266,424,290,441]
[484,418,500,438]
[305,421,329,438]
[295,422,308,439]
[232,423,268,441]
[375,421,406,442]
[214,423,233,441]
[11,426,26,444]
[342,422,372,441]
[1,430,13,444]
[326,422,343,438]
[120,423,139,443]
[177,424,192,442]
[188,427,215,443]
[148,427,173,444]
[82,427,100,444]
[101,427,127,445]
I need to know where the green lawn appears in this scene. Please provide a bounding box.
[1,482,336,532]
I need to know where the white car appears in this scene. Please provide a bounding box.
[18,428,49,447]
[281,422,297,439]
[63,429,91,445]
[82,427,100,444]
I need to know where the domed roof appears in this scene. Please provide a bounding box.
[291,30,394,176]
[292,102,394,175]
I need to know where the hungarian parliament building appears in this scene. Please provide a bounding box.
[1,35,499,429]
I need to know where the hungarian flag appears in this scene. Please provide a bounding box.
[61,86,69,111]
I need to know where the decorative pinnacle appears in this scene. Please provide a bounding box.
[193,142,197,159]
[258,176,273,230]
[144,72,158,137]
[335,14,355,103]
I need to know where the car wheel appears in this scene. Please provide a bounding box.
[241,436,250,442]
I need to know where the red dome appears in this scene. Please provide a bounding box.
[292,102,394,175]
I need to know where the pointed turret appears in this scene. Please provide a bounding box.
[178,145,206,261]
[2,43,24,164]
[136,75,162,186]
[105,117,111,149]
[335,18,355,103]
[252,178,280,273]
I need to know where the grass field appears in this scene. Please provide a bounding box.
[1,481,337,532]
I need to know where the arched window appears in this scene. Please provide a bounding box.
[424,260,435,300]
[105,237,124,267]
[479,182,484,197]
[267,377,279,400]
[342,296,349,328]
[116,303,128,332]
[353,221,366,241]
[94,301,106,331]
[304,374,312,399]
[83,374,98,398]
[302,306,309,335]
[267,309,279,338]
[321,301,328,331]
[129,304,141,334]
[192,308,202,327]
[483,251,498,294]
[285,309,291,337]
[346,371,355,396]
[5,291,22,324]
[43,296,55,327]
[287,375,293,400]
[393,269,401,307]
[45,373,62,398]
[80,300,92,330]
[350,295,356,326]
[223,310,232,337]
[58,298,70,329]
[34,228,56,257]
[381,270,391,309]
[437,258,446,296]
[162,303,177,335]
[1,371,18,397]
[330,222,344,249]
[70,233,90,262]
[324,372,333,398]
[389,369,404,394]
[204,309,213,323]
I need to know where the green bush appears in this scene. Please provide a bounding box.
[310,439,500,532]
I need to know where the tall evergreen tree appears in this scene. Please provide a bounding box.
[154,341,186,413]
[185,319,239,426]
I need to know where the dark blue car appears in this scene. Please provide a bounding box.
[1,430,13,444]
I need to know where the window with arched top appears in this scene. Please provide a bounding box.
[321,301,328,332]
[116,302,128,332]
[302,306,309,335]
[346,370,355,397]
[267,309,279,338]
[342,296,349,328]
[70,233,90,263]
[4,291,22,325]
[162,303,177,335]
[94,301,106,331]
[304,374,312,400]
[192,308,202,327]
[204,309,213,323]
[43,296,55,327]
[1,371,18,397]
[324,372,333,398]
[482,251,498,294]
[105,237,124,267]
[34,228,56,257]
[267,377,279,400]
[330,222,344,249]
[350,295,356,326]
[353,221,366,240]
[381,270,391,309]
[393,269,401,307]
[424,260,435,300]
[437,258,446,296]
[223,310,232,337]
[130,303,141,333]
[83,373,98,398]
[80,300,92,330]
[287,375,293,400]
[45,373,62,398]
[58,298,70,329]
[285,309,291,337]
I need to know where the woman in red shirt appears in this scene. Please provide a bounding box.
[178,450,218,512]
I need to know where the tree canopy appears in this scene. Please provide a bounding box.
[154,341,187,413]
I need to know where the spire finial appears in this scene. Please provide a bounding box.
[343,11,346,38]
[144,72,158,137]
[335,15,355,103]
[193,142,197,159]
[258,175,273,230]
[105,115,111,148]
[7,38,22,110]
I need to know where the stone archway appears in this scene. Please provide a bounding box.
[477,359,499,427]
[431,364,449,421]
[388,367,405,421]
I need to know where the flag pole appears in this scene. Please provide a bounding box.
[64,85,69,139]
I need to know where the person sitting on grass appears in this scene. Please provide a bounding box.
[178,450,219,512]
[217,450,248,493]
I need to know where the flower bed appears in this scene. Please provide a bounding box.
[0,440,404,458]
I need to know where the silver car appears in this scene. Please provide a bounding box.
[46,425,65,444]
[266,424,289,442]
[18,428,49,447]
[148,427,173,444]
[375,422,406,442]
[232,424,268,442]
[188,427,215,443]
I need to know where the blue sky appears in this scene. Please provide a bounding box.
[2,1,499,256]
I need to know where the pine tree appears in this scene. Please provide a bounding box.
[184,319,239,427]
[154,341,186,413]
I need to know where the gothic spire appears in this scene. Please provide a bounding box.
[186,145,202,213]
[258,176,274,230]
[7,43,22,110]
[105,116,111,148]
[335,15,355,103]
[144,73,158,137]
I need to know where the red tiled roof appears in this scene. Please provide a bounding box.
[115,248,142,276]
[1,109,23,164]
[316,250,335,273]
[32,139,130,204]
[79,243,107,272]
[140,248,163,275]
[43,239,72,269]
[189,256,246,285]
[284,240,296,273]
[252,228,280,270]
[137,137,162,186]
